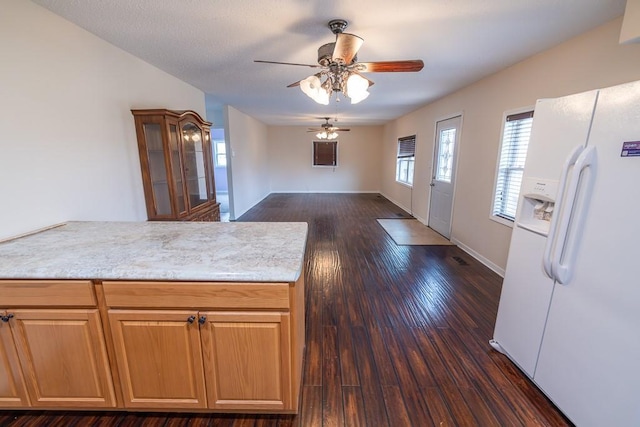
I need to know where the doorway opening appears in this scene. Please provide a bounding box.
[211,128,229,222]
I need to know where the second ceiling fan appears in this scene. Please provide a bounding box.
[255,19,424,104]
[308,117,350,139]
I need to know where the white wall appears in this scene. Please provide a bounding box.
[620,0,640,43]
[225,106,270,219]
[268,126,383,193]
[0,0,206,240]
[381,17,640,275]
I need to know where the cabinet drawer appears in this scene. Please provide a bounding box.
[0,280,96,307]
[102,281,290,309]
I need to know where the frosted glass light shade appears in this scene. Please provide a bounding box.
[315,88,330,105]
[301,75,321,98]
[301,75,330,105]
[346,74,369,104]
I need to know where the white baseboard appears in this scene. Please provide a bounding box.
[378,192,412,216]
[231,191,270,220]
[379,192,505,277]
[269,190,380,194]
[450,237,505,277]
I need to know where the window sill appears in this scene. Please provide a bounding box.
[490,214,514,228]
[396,180,413,188]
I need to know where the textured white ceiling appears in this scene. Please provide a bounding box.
[32,0,625,126]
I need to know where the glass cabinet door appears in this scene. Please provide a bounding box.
[168,124,187,214]
[181,122,208,210]
[204,131,216,201]
[142,123,171,216]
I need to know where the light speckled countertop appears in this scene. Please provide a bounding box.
[0,221,308,282]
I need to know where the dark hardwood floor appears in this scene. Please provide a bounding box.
[0,193,571,426]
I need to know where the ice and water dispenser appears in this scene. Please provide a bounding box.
[516,177,559,236]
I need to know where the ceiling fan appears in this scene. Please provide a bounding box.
[308,117,350,139]
[255,19,424,105]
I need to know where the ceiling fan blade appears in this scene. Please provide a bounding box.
[332,33,363,64]
[254,60,320,68]
[358,60,424,72]
[308,128,351,132]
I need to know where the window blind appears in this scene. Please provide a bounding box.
[397,135,416,158]
[313,140,337,166]
[492,111,534,221]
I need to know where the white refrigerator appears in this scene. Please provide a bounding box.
[490,80,640,427]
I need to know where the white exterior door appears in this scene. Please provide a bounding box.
[428,116,461,238]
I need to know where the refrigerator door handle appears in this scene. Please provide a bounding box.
[542,145,584,280]
[552,146,597,284]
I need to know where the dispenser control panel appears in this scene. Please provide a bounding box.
[516,177,559,236]
[523,179,557,202]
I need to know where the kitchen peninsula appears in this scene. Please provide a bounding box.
[0,221,307,413]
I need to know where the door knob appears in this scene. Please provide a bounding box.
[430,182,435,187]
[198,315,207,325]
[1,313,14,322]
[187,315,196,324]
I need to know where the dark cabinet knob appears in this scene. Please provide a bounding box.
[198,315,207,325]
[187,315,196,324]
[1,313,14,322]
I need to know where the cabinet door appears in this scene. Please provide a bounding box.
[168,122,188,215]
[180,121,209,211]
[0,319,29,407]
[203,130,217,202]
[140,119,174,218]
[10,309,115,408]
[201,311,292,411]
[108,310,207,409]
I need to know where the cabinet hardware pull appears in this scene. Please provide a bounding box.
[187,315,196,324]
[1,313,14,322]
[198,315,207,325]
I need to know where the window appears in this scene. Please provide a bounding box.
[313,140,337,167]
[396,135,416,186]
[436,128,456,183]
[492,109,534,224]
[213,140,226,167]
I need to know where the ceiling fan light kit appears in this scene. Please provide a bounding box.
[316,131,339,139]
[255,19,423,105]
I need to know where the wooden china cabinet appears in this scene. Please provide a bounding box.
[132,109,220,221]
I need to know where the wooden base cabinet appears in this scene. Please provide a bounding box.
[102,279,305,413]
[0,281,116,409]
[0,277,305,414]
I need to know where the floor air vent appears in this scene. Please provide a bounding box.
[452,256,469,266]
